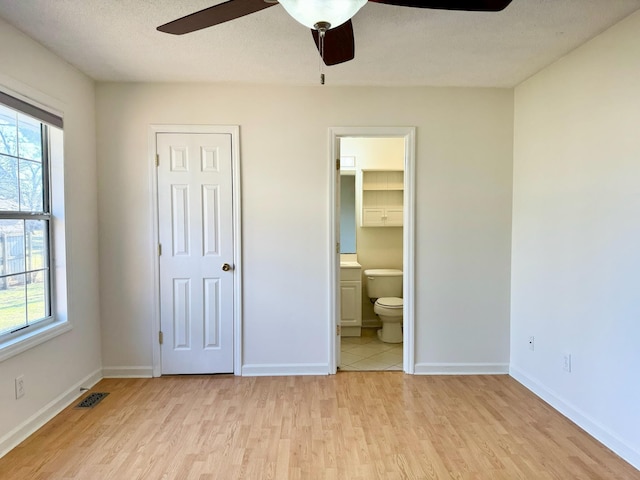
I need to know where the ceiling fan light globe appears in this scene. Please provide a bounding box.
[278,0,367,30]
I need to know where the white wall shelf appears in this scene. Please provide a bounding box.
[361,170,404,227]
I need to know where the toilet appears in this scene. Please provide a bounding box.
[364,269,403,343]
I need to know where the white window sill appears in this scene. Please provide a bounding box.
[0,319,72,363]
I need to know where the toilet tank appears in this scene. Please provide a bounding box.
[364,269,403,298]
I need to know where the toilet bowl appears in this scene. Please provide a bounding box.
[364,268,404,344]
[374,297,404,343]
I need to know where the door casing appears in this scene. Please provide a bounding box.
[149,125,242,377]
[329,126,416,374]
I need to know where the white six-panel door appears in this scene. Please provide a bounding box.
[157,132,234,374]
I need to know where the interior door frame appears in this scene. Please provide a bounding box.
[328,126,416,374]
[149,124,242,377]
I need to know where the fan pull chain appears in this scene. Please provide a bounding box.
[319,29,325,85]
[314,22,331,85]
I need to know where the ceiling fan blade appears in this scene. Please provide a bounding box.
[311,21,355,66]
[157,0,277,35]
[368,0,512,12]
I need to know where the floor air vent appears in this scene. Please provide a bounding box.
[75,392,109,409]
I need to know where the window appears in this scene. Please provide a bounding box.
[0,91,63,347]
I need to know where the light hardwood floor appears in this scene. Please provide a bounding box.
[0,374,637,479]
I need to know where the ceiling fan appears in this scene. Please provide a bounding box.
[157,0,513,67]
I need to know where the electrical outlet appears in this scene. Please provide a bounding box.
[563,354,572,373]
[528,336,535,351]
[15,375,25,399]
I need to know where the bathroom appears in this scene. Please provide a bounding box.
[339,136,404,371]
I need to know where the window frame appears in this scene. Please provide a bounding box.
[0,86,69,361]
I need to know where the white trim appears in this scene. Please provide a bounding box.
[102,366,154,378]
[230,129,242,375]
[241,364,329,376]
[0,367,102,459]
[328,132,340,373]
[148,125,242,377]
[0,320,71,362]
[149,127,161,378]
[328,126,416,375]
[510,365,640,471]
[402,128,416,374]
[414,363,510,375]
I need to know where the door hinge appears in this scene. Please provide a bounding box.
[336,158,340,170]
[155,154,159,167]
[336,242,340,254]
[159,331,164,345]
[336,325,341,336]
[158,244,162,256]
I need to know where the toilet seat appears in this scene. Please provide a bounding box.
[375,297,403,309]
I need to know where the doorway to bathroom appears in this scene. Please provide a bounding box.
[328,127,416,374]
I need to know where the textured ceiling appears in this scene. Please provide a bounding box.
[0,0,639,87]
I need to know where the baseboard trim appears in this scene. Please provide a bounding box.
[510,365,640,470]
[414,362,509,375]
[102,366,153,378]
[0,367,102,459]
[241,363,329,376]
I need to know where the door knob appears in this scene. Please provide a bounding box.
[222,263,233,272]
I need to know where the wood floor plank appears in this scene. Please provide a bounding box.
[0,374,637,479]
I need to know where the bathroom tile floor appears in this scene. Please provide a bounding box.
[340,328,403,371]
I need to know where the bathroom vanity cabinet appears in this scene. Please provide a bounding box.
[340,264,362,337]
[361,170,404,227]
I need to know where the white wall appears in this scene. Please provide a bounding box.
[0,19,101,453]
[96,84,513,375]
[511,10,640,468]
